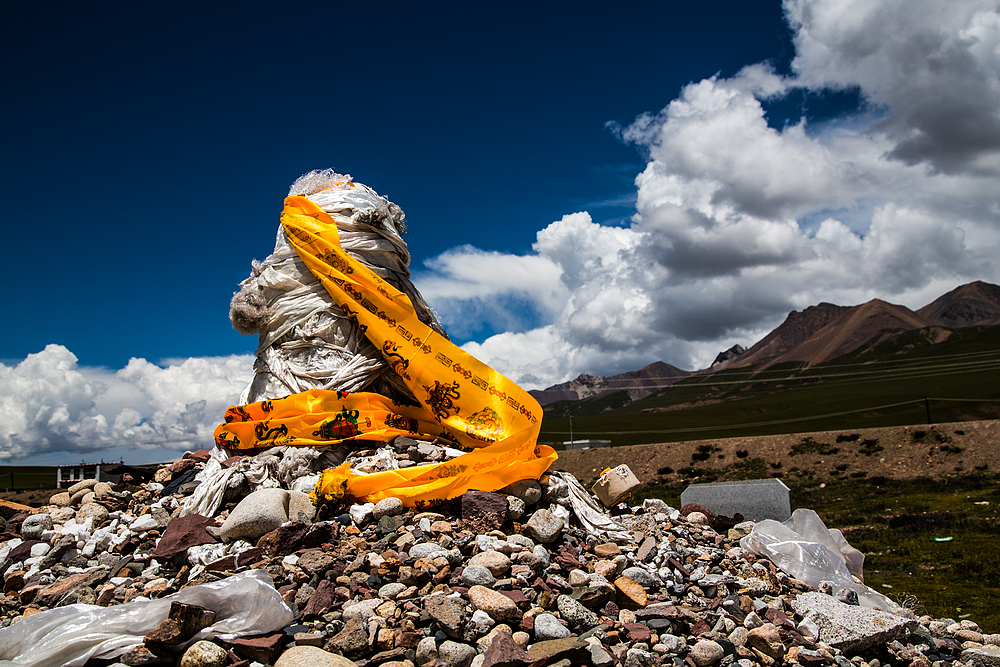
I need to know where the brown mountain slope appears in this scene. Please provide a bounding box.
[719,303,850,371]
[779,299,936,368]
[917,280,1000,327]
[531,361,691,406]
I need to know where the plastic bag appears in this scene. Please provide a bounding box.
[546,472,632,542]
[740,508,898,611]
[0,570,294,667]
[215,197,555,506]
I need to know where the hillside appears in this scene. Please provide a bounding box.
[530,360,690,406]
[553,419,1000,488]
[917,280,1000,327]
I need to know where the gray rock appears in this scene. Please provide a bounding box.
[67,479,98,495]
[378,582,407,599]
[373,497,405,520]
[556,594,599,629]
[461,563,496,587]
[525,509,563,544]
[288,491,317,523]
[963,646,1000,667]
[622,567,659,588]
[506,496,525,521]
[625,647,657,667]
[790,592,917,653]
[501,479,542,505]
[409,542,450,560]
[438,641,477,667]
[690,639,725,666]
[533,613,570,640]
[416,636,438,665]
[219,488,289,543]
[20,514,53,540]
[179,640,228,667]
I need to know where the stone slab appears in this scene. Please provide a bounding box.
[681,478,790,522]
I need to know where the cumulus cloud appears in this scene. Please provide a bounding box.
[0,344,251,464]
[416,0,1000,389]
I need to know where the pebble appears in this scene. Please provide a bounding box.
[220,487,291,542]
[275,646,357,667]
[180,640,228,667]
[468,585,520,622]
[533,612,571,640]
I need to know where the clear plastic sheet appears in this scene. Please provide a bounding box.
[740,508,899,611]
[0,570,294,667]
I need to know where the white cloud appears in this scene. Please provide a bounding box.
[0,344,251,464]
[417,0,1000,390]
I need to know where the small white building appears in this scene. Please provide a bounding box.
[563,439,611,450]
[56,462,120,488]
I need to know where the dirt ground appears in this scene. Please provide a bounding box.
[3,420,998,510]
[553,419,1000,487]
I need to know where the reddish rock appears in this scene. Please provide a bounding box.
[143,602,216,646]
[301,579,337,620]
[679,503,718,524]
[169,458,198,474]
[227,632,287,663]
[625,623,652,642]
[461,490,509,534]
[256,521,309,557]
[482,630,534,667]
[153,514,216,560]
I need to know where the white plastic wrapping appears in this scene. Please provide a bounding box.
[740,508,899,611]
[546,472,632,542]
[0,570,294,667]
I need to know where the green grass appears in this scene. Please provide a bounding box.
[634,473,1000,632]
[539,326,1000,445]
[0,466,57,491]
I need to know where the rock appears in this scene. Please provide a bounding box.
[288,491,317,523]
[499,479,542,505]
[438,640,478,667]
[462,491,509,534]
[67,479,99,495]
[615,576,648,609]
[373,497,405,520]
[297,549,336,577]
[144,602,217,646]
[481,631,533,667]
[93,481,113,498]
[468,550,511,578]
[524,509,563,543]
[556,594,599,629]
[50,492,71,507]
[220,488,290,542]
[461,563,496,587]
[747,623,786,661]
[425,594,468,639]
[76,502,110,527]
[791,592,917,653]
[964,646,1000,667]
[228,631,288,663]
[469,585,520,622]
[690,640,725,666]
[524,637,589,663]
[179,640,228,667]
[154,514,217,559]
[20,514,52,540]
[532,613,570,640]
[275,646,358,667]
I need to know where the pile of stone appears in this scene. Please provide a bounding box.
[1,438,999,667]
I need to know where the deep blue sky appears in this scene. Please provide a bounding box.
[3,1,793,368]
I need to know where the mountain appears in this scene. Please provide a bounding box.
[712,303,850,371]
[711,344,746,367]
[530,361,690,407]
[917,281,1000,327]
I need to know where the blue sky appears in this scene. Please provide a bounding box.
[3,0,999,464]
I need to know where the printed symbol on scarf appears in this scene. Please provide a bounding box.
[337,390,350,399]
[216,431,241,448]
[312,406,362,440]
[452,363,473,380]
[465,406,505,443]
[341,305,368,334]
[225,405,253,423]
[423,380,461,421]
[382,341,411,379]
[385,413,419,433]
[318,250,354,275]
[435,352,453,367]
[254,421,289,443]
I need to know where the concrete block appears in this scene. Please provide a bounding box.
[681,478,790,521]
